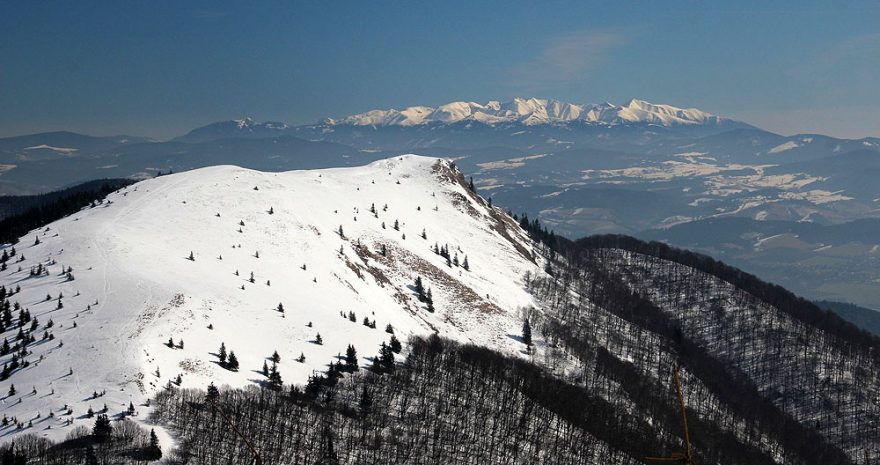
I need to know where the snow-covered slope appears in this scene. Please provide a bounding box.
[328,97,730,127]
[0,155,544,441]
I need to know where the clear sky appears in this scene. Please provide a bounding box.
[1,1,878,140]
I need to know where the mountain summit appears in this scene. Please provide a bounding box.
[325,97,732,127]
[174,117,290,143]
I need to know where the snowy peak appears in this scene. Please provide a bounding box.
[329,97,731,128]
[617,99,718,125]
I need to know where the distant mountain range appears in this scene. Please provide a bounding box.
[2,97,879,308]
[321,97,746,128]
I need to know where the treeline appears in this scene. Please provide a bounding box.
[511,212,559,251]
[0,418,161,465]
[146,335,735,465]
[570,234,880,360]
[147,332,835,465]
[0,179,133,244]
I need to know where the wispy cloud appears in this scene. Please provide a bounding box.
[509,30,627,91]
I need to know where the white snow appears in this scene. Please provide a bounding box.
[332,97,726,127]
[768,141,800,154]
[0,155,545,442]
[23,145,78,154]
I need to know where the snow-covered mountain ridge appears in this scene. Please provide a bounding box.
[325,97,731,127]
[0,155,545,441]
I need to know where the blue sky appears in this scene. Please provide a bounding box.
[1,1,878,139]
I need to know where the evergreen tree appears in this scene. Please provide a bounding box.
[522,317,533,349]
[146,428,163,460]
[188,251,194,261]
[218,342,227,365]
[315,333,323,345]
[389,334,402,353]
[267,362,283,391]
[375,342,395,374]
[262,360,269,377]
[425,288,434,313]
[463,255,469,271]
[414,276,425,301]
[271,350,280,363]
[305,373,324,398]
[344,345,358,372]
[93,414,112,442]
[206,382,220,403]
[7,384,14,396]
[227,351,239,371]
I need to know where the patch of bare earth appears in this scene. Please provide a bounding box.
[391,241,502,316]
[433,160,535,264]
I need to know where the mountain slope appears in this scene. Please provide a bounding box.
[1,156,877,463]
[0,155,543,442]
[499,233,877,464]
[815,300,880,336]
